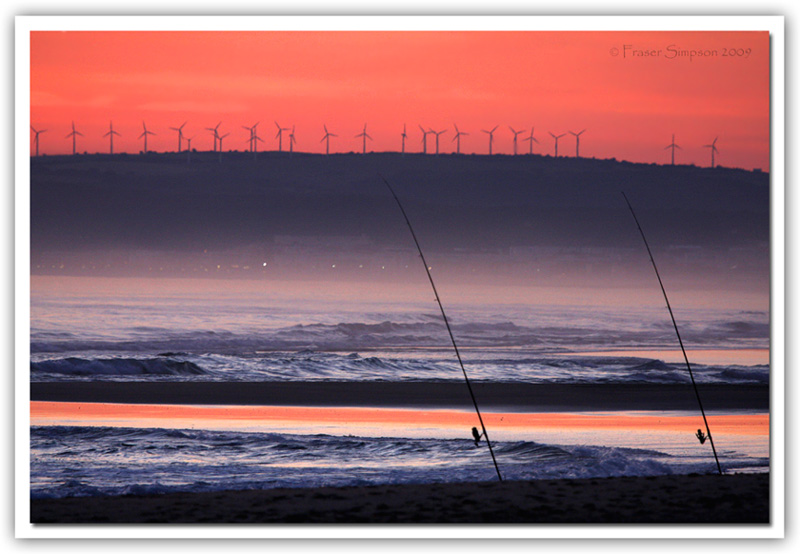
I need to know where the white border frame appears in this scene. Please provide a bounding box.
[14,15,785,540]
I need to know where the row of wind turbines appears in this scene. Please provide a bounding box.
[29,121,722,167]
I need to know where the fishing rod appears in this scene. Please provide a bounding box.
[621,192,723,476]
[378,173,503,482]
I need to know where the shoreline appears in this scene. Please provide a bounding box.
[30,381,770,412]
[30,472,770,524]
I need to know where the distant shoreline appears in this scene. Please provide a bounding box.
[30,472,770,524]
[30,381,769,412]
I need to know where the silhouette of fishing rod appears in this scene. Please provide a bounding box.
[621,192,723,475]
[379,174,503,482]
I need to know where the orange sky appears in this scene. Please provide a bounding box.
[30,31,770,170]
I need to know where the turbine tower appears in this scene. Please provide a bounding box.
[242,124,254,152]
[401,124,408,155]
[30,126,47,157]
[217,132,230,162]
[205,122,221,152]
[419,125,431,154]
[523,127,539,155]
[65,121,83,155]
[139,121,156,153]
[665,134,682,165]
[103,121,121,154]
[169,121,187,153]
[704,136,720,168]
[252,124,264,157]
[321,125,337,155]
[242,122,260,153]
[509,126,525,155]
[452,124,468,154]
[355,124,373,154]
[482,125,498,155]
[430,128,447,155]
[185,135,195,164]
[289,125,297,155]
[549,132,566,157]
[275,121,290,152]
[569,129,586,158]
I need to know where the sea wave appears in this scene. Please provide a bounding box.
[30,311,769,355]
[29,350,770,385]
[30,426,767,499]
[31,357,209,377]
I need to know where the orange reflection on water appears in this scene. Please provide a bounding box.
[30,401,768,436]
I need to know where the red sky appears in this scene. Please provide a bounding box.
[30,31,770,170]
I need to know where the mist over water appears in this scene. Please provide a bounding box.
[30,275,768,385]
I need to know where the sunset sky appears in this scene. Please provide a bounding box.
[29,30,770,170]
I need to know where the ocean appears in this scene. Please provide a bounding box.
[29,275,770,499]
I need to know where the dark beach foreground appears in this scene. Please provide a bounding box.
[30,381,769,411]
[31,473,769,524]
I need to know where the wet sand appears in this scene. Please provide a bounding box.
[30,382,769,412]
[30,472,769,524]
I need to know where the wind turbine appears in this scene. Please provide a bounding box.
[569,129,586,158]
[242,124,254,152]
[452,124,468,154]
[430,128,447,155]
[169,121,187,153]
[704,136,720,168]
[419,125,431,154]
[355,124,373,154]
[139,121,156,153]
[401,124,408,155]
[482,125,498,155]
[185,136,195,164]
[509,126,525,155]
[275,121,290,152]
[321,125,337,155]
[289,125,297,155]
[218,132,230,162]
[549,132,566,157]
[252,124,264,157]
[523,127,539,155]
[103,121,121,155]
[65,121,83,155]
[665,134,682,165]
[205,122,221,152]
[30,125,47,157]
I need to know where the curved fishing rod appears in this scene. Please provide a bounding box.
[621,192,723,475]
[379,174,503,481]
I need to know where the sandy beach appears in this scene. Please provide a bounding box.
[30,472,769,524]
[30,381,769,412]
